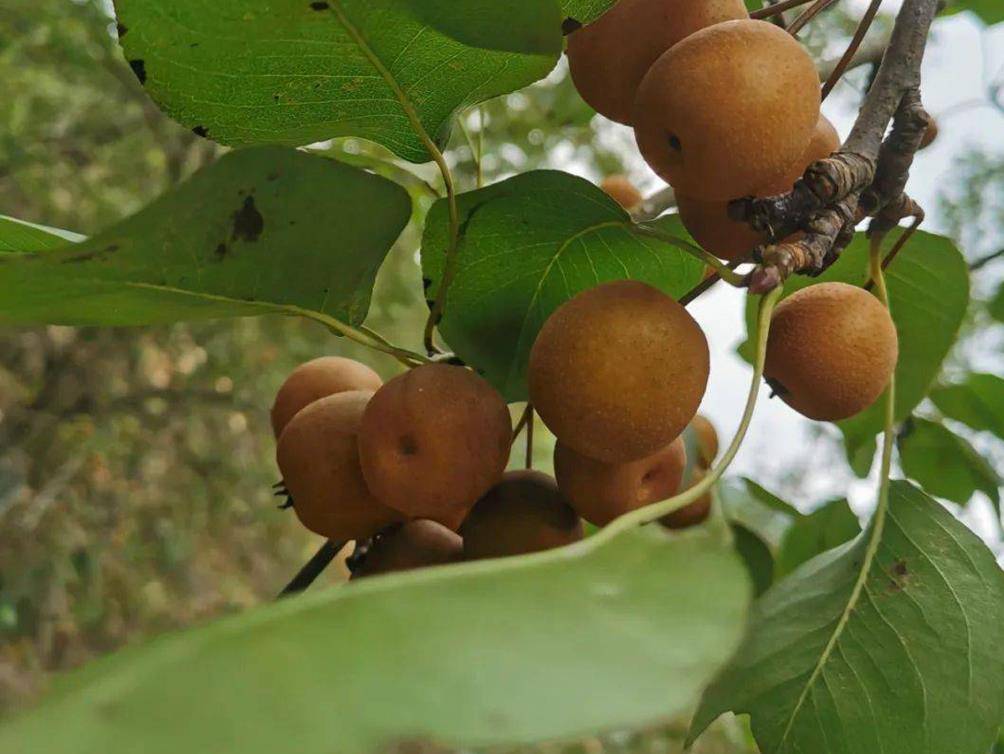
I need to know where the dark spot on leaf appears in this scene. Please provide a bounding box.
[231,196,264,243]
[562,17,582,35]
[310,1,330,9]
[887,559,910,593]
[190,42,200,48]
[128,59,146,85]
[266,171,281,182]
[116,23,128,38]
[214,243,229,259]
[422,277,432,291]
[105,244,119,253]
[192,125,209,138]
[61,251,98,264]
[273,93,281,102]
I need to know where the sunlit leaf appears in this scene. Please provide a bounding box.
[113,0,562,162]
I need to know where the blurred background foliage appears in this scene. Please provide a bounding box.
[0,3,1001,752]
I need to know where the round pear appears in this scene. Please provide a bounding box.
[352,520,463,579]
[554,437,686,527]
[529,280,709,463]
[633,19,821,200]
[600,175,644,211]
[676,116,841,261]
[276,391,401,541]
[461,471,583,559]
[358,364,512,523]
[567,0,748,125]
[765,282,898,421]
[271,356,382,438]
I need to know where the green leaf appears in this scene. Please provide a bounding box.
[931,373,1004,439]
[113,0,561,163]
[421,171,705,400]
[0,146,411,327]
[741,231,969,467]
[0,215,85,252]
[732,524,775,597]
[0,525,750,754]
[719,477,801,554]
[560,0,617,26]
[943,0,1004,25]
[990,283,1004,322]
[690,481,1004,754]
[774,498,860,579]
[898,418,1001,507]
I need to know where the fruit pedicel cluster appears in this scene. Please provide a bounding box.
[272,0,899,580]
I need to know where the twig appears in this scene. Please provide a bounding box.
[788,0,842,35]
[278,540,346,598]
[821,0,884,100]
[970,248,1004,271]
[751,0,817,20]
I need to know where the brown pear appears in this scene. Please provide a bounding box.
[661,466,713,529]
[276,391,402,541]
[461,470,583,559]
[676,116,841,262]
[600,175,644,211]
[765,282,898,421]
[529,280,709,463]
[633,19,821,200]
[554,437,687,527]
[358,364,512,524]
[567,0,748,125]
[352,520,463,579]
[271,356,382,438]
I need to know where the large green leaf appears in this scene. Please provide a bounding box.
[0,147,410,327]
[741,231,969,471]
[931,373,1004,439]
[0,215,85,252]
[113,0,561,163]
[0,524,750,754]
[421,171,705,400]
[774,498,860,579]
[690,481,1004,754]
[898,418,1001,507]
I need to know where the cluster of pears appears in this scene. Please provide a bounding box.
[270,284,722,579]
[569,0,836,262]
